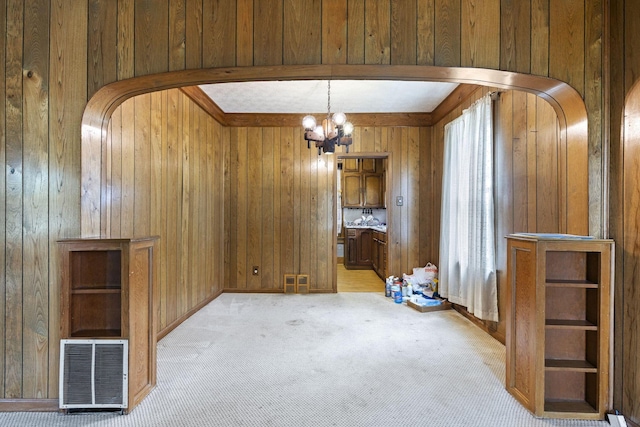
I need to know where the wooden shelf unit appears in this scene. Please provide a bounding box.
[58,236,158,413]
[505,234,613,420]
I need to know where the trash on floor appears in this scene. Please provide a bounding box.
[385,262,451,312]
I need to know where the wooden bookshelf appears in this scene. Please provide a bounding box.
[58,237,158,413]
[505,234,613,420]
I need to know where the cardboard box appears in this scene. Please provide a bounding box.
[407,297,451,313]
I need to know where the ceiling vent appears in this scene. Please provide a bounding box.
[59,339,128,411]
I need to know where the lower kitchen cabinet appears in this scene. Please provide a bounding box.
[345,228,373,269]
[372,231,387,279]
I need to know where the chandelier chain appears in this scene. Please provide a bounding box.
[327,80,331,119]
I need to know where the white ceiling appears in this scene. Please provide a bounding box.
[198,80,459,114]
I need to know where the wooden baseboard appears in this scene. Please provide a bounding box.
[0,399,58,412]
[157,289,223,341]
[451,303,505,345]
[223,288,284,293]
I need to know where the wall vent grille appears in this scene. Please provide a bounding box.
[59,339,128,410]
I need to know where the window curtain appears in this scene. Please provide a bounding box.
[439,95,498,322]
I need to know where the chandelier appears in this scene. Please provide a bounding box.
[302,81,354,155]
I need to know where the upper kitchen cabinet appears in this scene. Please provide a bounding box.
[344,158,377,173]
[342,158,385,208]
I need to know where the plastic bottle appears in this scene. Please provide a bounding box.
[392,283,402,304]
[385,278,391,297]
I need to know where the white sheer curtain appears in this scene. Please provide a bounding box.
[439,95,498,322]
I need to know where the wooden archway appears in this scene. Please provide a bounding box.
[81,64,589,237]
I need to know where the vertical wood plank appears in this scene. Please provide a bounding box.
[585,0,603,237]
[549,0,585,96]
[526,93,538,231]
[272,128,282,290]
[461,0,500,69]
[236,128,248,288]
[236,0,254,66]
[150,91,163,328]
[179,94,191,311]
[364,0,391,64]
[159,90,169,328]
[284,0,322,65]
[48,0,86,395]
[262,128,275,288]
[110,110,123,237]
[203,0,236,67]
[407,127,420,269]
[117,0,135,80]
[280,128,295,279]
[500,0,531,73]
[434,0,461,67]
[134,94,152,236]
[228,128,238,288]
[254,0,284,66]
[185,0,203,69]
[418,127,431,264]
[416,0,435,65]
[4,0,25,398]
[530,0,549,77]
[535,96,559,232]
[120,99,135,236]
[22,0,50,399]
[322,0,348,64]
[88,0,117,98]
[134,0,169,76]
[168,0,186,71]
[512,90,528,232]
[391,0,417,65]
[165,89,181,322]
[347,0,365,64]
[246,127,262,289]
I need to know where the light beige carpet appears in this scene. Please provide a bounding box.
[0,293,610,426]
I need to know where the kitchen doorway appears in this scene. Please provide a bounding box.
[336,154,390,293]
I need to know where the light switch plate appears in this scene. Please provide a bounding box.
[396,196,403,206]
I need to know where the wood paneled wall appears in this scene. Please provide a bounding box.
[0,0,615,410]
[103,89,226,334]
[225,125,435,292]
[610,1,640,424]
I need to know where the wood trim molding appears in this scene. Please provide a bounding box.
[81,64,589,237]
[0,399,58,412]
[179,86,228,125]
[431,84,482,123]
[157,289,223,341]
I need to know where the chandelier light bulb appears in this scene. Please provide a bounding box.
[332,112,346,126]
[302,115,317,130]
[314,125,325,137]
[343,121,354,136]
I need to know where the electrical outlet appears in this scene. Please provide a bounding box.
[252,266,259,275]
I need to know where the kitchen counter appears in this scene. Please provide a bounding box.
[344,224,387,233]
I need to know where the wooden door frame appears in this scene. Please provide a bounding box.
[335,152,391,291]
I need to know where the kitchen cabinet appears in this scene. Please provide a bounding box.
[372,230,387,279]
[343,158,376,173]
[505,234,613,420]
[342,173,384,208]
[342,158,385,208]
[345,228,373,269]
[58,236,159,413]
